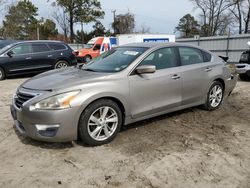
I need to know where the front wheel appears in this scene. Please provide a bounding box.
[55,60,69,69]
[78,99,122,146]
[203,81,224,111]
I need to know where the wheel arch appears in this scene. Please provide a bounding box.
[213,78,225,90]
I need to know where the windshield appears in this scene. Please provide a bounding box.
[84,44,94,49]
[0,44,14,54]
[82,47,148,73]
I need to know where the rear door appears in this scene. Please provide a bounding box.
[129,47,182,119]
[178,47,213,105]
[4,43,33,75]
[30,43,54,71]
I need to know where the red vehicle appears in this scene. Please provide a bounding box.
[77,37,117,63]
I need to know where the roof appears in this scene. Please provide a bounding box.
[121,42,207,49]
[12,40,65,45]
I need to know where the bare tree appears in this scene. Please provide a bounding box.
[52,7,69,41]
[137,23,151,34]
[229,0,250,34]
[190,0,235,36]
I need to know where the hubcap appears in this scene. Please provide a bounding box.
[209,85,223,108]
[87,106,118,141]
[56,62,68,69]
[0,70,2,79]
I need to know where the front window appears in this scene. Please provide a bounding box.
[84,44,94,49]
[11,44,32,55]
[82,47,148,73]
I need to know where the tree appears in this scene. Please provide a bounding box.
[2,0,38,39]
[53,8,70,41]
[92,21,106,36]
[53,0,105,43]
[137,23,151,34]
[190,0,234,36]
[39,18,58,40]
[113,12,135,34]
[176,14,200,38]
[230,0,250,34]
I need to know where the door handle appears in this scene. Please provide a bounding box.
[25,57,32,60]
[205,67,212,72]
[171,74,181,80]
[48,54,53,58]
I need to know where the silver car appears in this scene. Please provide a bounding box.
[10,43,237,146]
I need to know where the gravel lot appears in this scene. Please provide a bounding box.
[0,78,250,188]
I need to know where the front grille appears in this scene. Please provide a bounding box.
[15,91,35,108]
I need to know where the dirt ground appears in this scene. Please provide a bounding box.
[0,78,250,188]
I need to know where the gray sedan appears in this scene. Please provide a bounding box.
[10,43,237,146]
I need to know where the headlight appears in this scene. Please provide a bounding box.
[31,90,80,110]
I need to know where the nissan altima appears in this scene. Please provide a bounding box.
[10,43,237,146]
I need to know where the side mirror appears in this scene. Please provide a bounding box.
[136,65,156,74]
[7,51,14,57]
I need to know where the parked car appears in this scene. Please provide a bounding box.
[0,40,77,80]
[236,49,250,79]
[10,43,237,146]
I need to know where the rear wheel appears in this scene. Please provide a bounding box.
[78,99,122,146]
[55,60,69,69]
[0,67,6,80]
[203,81,224,111]
[239,73,249,81]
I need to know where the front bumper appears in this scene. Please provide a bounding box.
[10,100,82,142]
[236,63,250,75]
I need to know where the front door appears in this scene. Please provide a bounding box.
[4,43,33,75]
[129,47,182,119]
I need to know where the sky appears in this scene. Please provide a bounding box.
[1,0,196,34]
[30,0,196,34]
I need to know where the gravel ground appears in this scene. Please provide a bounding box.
[0,78,250,188]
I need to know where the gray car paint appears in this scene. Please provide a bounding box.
[11,43,238,142]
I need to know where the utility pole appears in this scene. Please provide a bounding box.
[111,10,116,34]
[37,27,40,40]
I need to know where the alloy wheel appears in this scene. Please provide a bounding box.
[87,106,118,141]
[209,85,223,108]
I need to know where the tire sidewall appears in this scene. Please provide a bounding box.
[205,81,224,111]
[55,60,69,69]
[0,67,5,80]
[85,55,92,63]
[78,99,123,146]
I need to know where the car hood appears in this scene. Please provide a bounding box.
[21,67,111,91]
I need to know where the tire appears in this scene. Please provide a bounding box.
[0,67,6,80]
[203,81,224,111]
[78,99,123,146]
[55,60,69,69]
[85,55,92,63]
[239,73,249,81]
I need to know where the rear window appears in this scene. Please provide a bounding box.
[202,51,212,62]
[179,47,204,65]
[48,43,67,50]
[32,44,50,53]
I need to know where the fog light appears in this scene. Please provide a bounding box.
[35,124,60,137]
